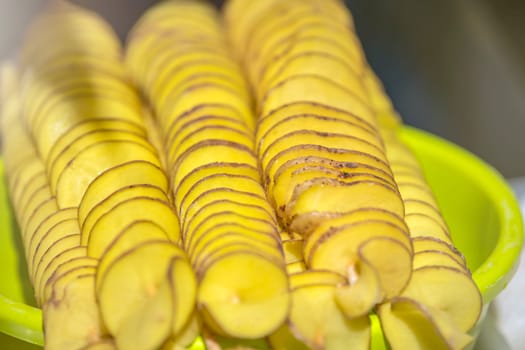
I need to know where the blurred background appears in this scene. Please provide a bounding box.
[1,0,524,178]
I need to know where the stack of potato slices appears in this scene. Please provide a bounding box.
[2,3,196,350]
[0,0,482,349]
[125,0,289,341]
[363,69,482,350]
[224,0,412,323]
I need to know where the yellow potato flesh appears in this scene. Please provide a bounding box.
[285,282,369,350]
[185,221,279,259]
[159,85,254,132]
[29,218,80,280]
[32,234,82,300]
[259,75,374,126]
[257,102,377,138]
[182,200,276,240]
[170,142,257,189]
[413,251,469,273]
[177,175,267,222]
[96,220,171,286]
[97,242,195,350]
[46,118,145,169]
[257,52,366,103]
[43,270,106,350]
[81,184,167,244]
[412,237,466,267]
[173,163,260,210]
[252,28,363,85]
[86,197,179,257]
[379,297,474,350]
[23,198,59,246]
[399,267,482,332]
[36,246,87,307]
[287,181,405,234]
[256,113,381,157]
[405,214,452,244]
[272,167,396,220]
[198,252,289,339]
[78,160,168,227]
[264,145,393,188]
[55,140,161,208]
[288,269,346,290]
[168,126,254,166]
[48,130,155,194]
[260,131,388,172]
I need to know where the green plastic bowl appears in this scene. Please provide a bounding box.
[0,127,523,349]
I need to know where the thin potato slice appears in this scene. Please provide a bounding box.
[177,174,267,220]
[43,268,106,350]
[190,229,281,264]
[78,160,168,227]
[159,84,254,132]
[256,113,381,156]
[46,118,145,169]
[173,163,260,211]
[306,220,412,293]
[97,242,195,350]
[259,74,374,125]
[170,141,257,189]
[258,101,377,136]
[33,234,82,300]
[257,52,366,103]
[270,280,369,350]
[36,246,87,306]
[287,180,404,234]
[22,198,59,246]
[163,104,250,150]
[181,187,273,229]
[378,297,473,350]
[166,116,249,159]
[288,269,346,290]
[96,221,170,286]
[399,267,482,332]
[168,126,254,166]
[182,200,277,239]
[405,214,452,244]
[25,207,77,258]
[281,239,304,264]
[412,237,466,267]
[260,130,388,171]
[286,261,307,274]
[254,34,362,86]
[413,251,469,273]
[86,197,179,257]
[30,220,80,281]
[198,252,289,339]
[264,145,392,188]
[186,222,279,258]
[48,130,155,193]
[55,140,161,208]
[81,184,167,244]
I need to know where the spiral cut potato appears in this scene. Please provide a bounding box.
[125,0,290,339]
[2,63,108,350]
[224,0,412,324]
[2,3,197,350]
[363,69,482,350]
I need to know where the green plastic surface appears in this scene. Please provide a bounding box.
[0,127,522,348]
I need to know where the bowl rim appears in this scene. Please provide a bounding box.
[0,159,43,346]
[0,126,523,346]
